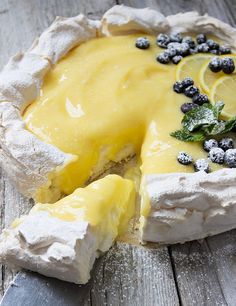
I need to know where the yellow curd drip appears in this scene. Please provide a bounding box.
[23,34,227,219]
[15,175,135,236]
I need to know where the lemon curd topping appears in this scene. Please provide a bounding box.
[12,175,135,237]
[23,34,225,198]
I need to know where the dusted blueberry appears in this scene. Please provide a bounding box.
[219,137,234,151]
[194,159,210,173]
[208,147,225,164]
[182,77,194,88]
[167,42,189,56]
[180,102,198,113]
[182,36,196,49]
[210,49,220,55]
[190,48,198,55]
[196,34,207,44]
[197,43,210,53]
[177,151,193,165]
[203,139,218,152]
[172,55,183,64]
[178,42,190,56]
[157,33,170,48]
[208,57,222,72]
[225,149,236,168]
[206,39,219,50]
[173,81,184,93]
[165,47,177,58]
[192,93,209,105]
[135,37,150,49]
[184,85,199,98]
[157,52,170,64]
[222,57,235,74]
[219,45,231,55]
[168,42,180,49]
[170,33,182,43]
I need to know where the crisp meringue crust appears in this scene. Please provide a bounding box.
[141,169,236,244]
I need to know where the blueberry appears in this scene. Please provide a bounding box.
[172,55,183,64]
[219,137,234,151]
[182,77,194,88]
[173,81,184,93]
[177,151,193,165]
[219,45,231,55]
[182,36,195,49]
[165,48,177,58]
[194,159,210,173]
[184,85,199,98]
[208,147,225,164]
[170,33,182,43]
[221,57,235,74]
[206,39,219,50]
[157,33,170,48]
[167,42,189,56]
[135,37,150,49]
[203,139,219,152]
[180,102,198,113]
[168,42,180,49]
[208,57,222,72]
[178,42,190,56]
[190,47,198,55]
[224,149,236,168]
[157,52,170,64]
[210,49,220,55]
[197,43,210,53]
[196,34,207,44]
[192,93,209,105]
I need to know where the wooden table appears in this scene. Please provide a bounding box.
[1,0,236,305]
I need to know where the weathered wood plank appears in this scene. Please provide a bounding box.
[170,230,236,306]
[0,1,179,304]
[170,241,228,306]
[0,0,115,299]
[206,230,236,306]
[87,243,179,306]
[119,1,236,305]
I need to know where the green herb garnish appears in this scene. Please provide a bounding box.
[170,102,236,142]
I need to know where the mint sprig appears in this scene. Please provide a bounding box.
[170,102,236,142]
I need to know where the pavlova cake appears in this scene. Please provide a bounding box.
[1,5,236,283]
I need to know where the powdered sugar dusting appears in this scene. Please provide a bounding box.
[87,242,178,305]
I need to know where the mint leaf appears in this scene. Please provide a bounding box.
[222,116,236,133]
[203,121,226,135]
[214,101,224,117]
[182,104,218,132]
[170,102,236,142]
[170,129,205,142]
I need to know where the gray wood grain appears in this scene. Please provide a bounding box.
[0,1,179,305]
[0,0,115,299]
[87,243,179,306]
[119,1,236,305]
[170,230,236,306]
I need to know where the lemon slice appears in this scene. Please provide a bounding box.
[199,55,236,94]
[175,54,213,86]
[210,74,236,118]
